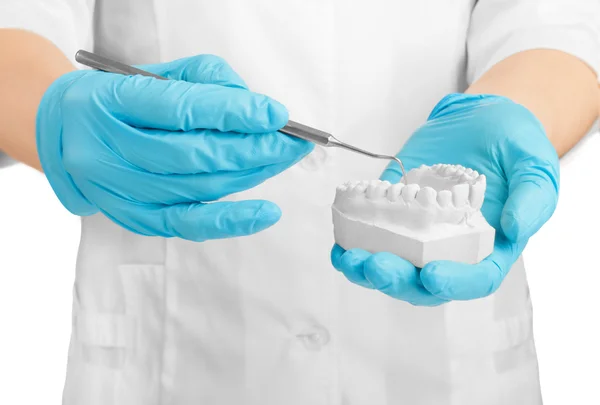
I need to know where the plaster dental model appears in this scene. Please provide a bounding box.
[332,164,495,268]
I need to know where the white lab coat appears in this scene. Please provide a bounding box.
[1,1,599,404]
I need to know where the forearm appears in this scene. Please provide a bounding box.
[466,49,599,157]
[0,29,75,170]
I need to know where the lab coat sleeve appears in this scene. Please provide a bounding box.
[0,0,95,168]
[467,0,600,84]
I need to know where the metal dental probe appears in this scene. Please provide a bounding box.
[75,50,408,182]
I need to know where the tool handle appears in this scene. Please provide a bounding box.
[279,120,332,146]
[75,50,167,80]
[75,50,331,145]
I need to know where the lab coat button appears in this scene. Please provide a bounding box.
[296,326,330,351]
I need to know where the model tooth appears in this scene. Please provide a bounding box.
[387,183,405,202]
[401,184,420,203]
[446,166,458,175]
[469,183,485,209]
[459,174,471,183]
[366,180,390,199]
[472,170,479,177]
[336,184,348,193]
[364,180,373,186]
[469,175,486,209]
[415,187,437,207]
[354,182,368,195]
[437,190,453,207]
[365,183,378,199]
[347,185,362,197]
[377,181,391,196]
[465,168,474,175]
[451,183,469,207]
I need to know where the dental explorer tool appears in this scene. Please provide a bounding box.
[74,50,408,181]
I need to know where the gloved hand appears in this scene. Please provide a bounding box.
[37,55,313,241]
[331,93,559,306]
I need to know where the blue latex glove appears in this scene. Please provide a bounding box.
[37,55,313,241]
[331,93,559,306]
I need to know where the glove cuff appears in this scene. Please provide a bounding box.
[36,72,98,216]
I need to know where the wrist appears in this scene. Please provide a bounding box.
[36,70,97,215]
[0,29,76,169]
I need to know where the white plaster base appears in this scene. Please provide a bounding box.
[332,207,495,268]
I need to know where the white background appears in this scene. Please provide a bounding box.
[0,129,598,404]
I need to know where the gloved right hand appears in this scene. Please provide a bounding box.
[36,55,313,241]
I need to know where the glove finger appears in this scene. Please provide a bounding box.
[102,200,281,241]
[363,252,448,306]
[331,246,375,289]
[71,158,304,205]
[115,127,313,174]
[501,173,558,242]
[420,235,526,300]
[105,74,288,133]
[380,162,405,184]
[139,54,248,89]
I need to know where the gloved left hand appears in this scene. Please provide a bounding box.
[331,93,559,306]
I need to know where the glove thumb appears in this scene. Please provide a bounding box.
[501,162,559,242]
